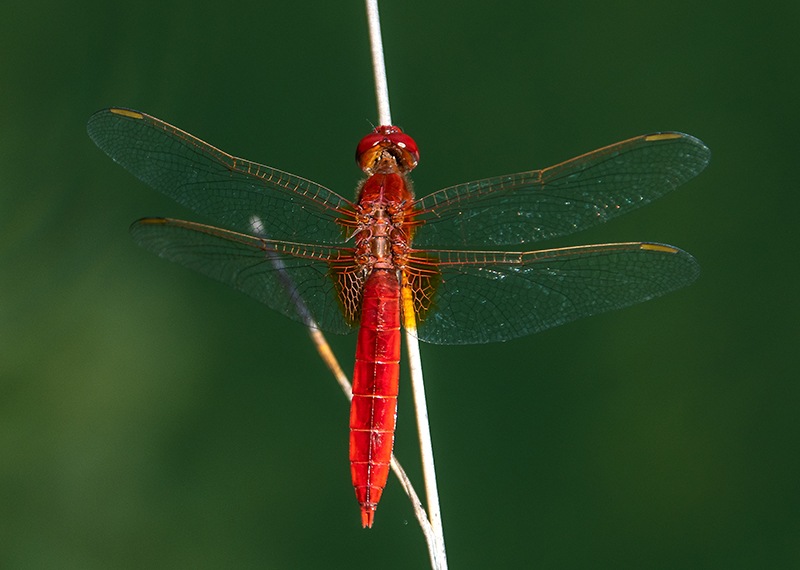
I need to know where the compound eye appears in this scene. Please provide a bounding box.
[355,132,384,161]
[355,126,420,173]
[386,132,419,167]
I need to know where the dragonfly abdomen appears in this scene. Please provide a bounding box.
[349,268,401,528]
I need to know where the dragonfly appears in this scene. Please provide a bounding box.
[88,108,709,527]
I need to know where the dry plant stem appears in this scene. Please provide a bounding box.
[307,328,352,399]
[389,456,435,546]
[401,284,448,570]
[365,0,392,125]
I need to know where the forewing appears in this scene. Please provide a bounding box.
[409,242,699,345]
[130,218,358,335]
[412,133,709,248]
[88,108,355,243]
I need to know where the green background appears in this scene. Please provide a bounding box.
[2,1,797,568]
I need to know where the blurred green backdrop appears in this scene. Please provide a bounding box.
[1,1,797,568]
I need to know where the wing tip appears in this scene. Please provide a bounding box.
[87,107,146,140]
[640,241,701,283]
[645,131,710,156]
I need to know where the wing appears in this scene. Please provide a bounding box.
[406,242,699,345]
[130,218,361,335]
[411,133,710,248]
[88,108,356,243]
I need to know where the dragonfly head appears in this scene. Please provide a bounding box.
[356,126,419,175]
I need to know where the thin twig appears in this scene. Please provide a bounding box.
[365,0,392,126]
[307,328,352,400]
[401,282,448,569]
[389,457,435,545]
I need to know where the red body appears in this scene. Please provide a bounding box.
[349,269,401,528]
[347,149,418,527]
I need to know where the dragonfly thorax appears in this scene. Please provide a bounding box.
[354,202,410,271]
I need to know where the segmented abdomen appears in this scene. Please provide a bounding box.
[349,268,401,528]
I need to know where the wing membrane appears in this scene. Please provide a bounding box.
[130,218,357,334]
[408,242,699,344]
[88,108,355,244]
[412,133,709,248]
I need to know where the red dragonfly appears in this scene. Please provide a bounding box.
[88,108,709,527]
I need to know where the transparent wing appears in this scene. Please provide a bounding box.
[130,218,359,335]
[88,108,356,244]
[407,242,699,345]
[411,133,710,248]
